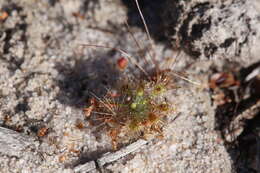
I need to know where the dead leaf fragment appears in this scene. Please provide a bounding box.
[0,11,8,21]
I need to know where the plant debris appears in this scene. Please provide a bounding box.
[210,62,260,172]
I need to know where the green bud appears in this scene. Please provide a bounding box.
[137,90,144,96]
[130,103,137,109]
[142,100,147,105]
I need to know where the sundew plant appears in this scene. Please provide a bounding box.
[82,0,199,150]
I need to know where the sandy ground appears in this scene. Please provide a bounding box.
[0,0,254,172]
